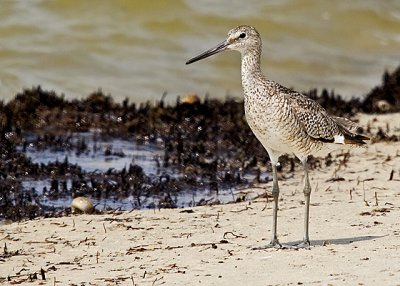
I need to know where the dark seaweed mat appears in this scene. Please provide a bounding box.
[1,66,400,221]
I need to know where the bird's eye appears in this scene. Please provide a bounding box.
[239,33,246,39]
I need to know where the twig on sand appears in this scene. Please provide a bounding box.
[363,181,370,206]
[223,231,247,239]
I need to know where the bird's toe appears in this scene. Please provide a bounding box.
[251,238,282,250]
[293,240,311,250]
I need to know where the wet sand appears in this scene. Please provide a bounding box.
[1,112,399,285]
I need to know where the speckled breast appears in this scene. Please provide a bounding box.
[244,95,322,157]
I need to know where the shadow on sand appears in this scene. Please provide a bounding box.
[290,235,385,247]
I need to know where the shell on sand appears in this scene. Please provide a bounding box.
[71,196,94,214]
[181,93,200,105]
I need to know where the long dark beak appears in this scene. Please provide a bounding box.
[186,40,229,65]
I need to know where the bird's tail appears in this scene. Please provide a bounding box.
[343,133,370,145]
[333,116,369,145]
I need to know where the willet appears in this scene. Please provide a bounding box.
[186,25,369,249]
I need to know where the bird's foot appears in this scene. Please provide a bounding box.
[252,239,311,250]
[251,238,282,250]
[292,239,311,250]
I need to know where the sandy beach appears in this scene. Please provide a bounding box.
[1,112,399,286]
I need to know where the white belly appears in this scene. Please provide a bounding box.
[249,119,294,154]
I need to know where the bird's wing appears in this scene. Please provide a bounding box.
[331,116,360,132]
[283,91,340,142]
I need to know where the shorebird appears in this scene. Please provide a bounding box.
[186,25,369,249]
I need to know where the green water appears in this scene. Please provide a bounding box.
[0,0,399,103]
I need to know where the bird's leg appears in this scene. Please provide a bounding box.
[270,163,281,247]
[252,163,282,249]
[295,159,311,249]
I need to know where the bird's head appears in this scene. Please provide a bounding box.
[186,25,261,65]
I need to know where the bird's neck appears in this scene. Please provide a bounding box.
[240,50,267,96]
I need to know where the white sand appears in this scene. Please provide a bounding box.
[1,113,400,286]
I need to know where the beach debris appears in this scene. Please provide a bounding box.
[373,99,392,112]
[223,231,247,239]
[326,177,345,182]
[389,169,394,180]
[180,93,200,105]
[179,209,194,213]
[71,196,94,214]
[40,268,45,280]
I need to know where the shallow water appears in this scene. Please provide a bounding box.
[24,132,164,174]
[0,0,399,103]
[21,133,265,211]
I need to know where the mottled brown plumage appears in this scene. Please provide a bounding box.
[186,25,369,249]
